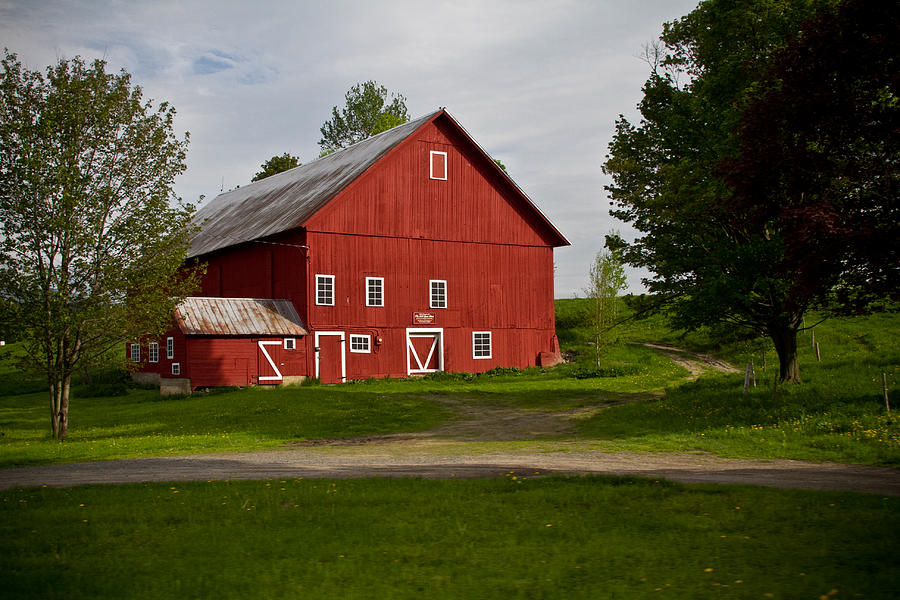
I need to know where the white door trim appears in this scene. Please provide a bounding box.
[257,340,283,382]
[406,328,443,375]
[314,331,346,382]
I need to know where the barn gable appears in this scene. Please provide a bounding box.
[305,114,568,247]
[188,109,568,259]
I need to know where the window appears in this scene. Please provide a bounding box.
[171,363,181,376]
[430,280,447,309]
[366,277,384,307]
[316,274,335,305]
[166,337,174,359]
[284,338,296,350]
[130,343,140,363]
[350,334,371,353]
[430,150,447,180]
[473,331,492,359]
[148,342,159,363]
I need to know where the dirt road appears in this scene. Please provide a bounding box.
[2,445,899,495]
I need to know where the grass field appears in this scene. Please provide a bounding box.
[2,303,898,599]
[2,476,897,599]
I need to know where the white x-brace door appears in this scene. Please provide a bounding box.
[406,328,443,375]
[257,340,283,382]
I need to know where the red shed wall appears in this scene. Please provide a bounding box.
[185,337,307,388]
[129,325,188,379]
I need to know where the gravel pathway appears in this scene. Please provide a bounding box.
[2,446,899,496]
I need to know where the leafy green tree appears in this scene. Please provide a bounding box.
[0,51,200,440]
[584,244,627,366]
[318,80,408,155]
[603,0,829,383]
[251,152,301,182]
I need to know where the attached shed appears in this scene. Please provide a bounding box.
[131,297,308,393]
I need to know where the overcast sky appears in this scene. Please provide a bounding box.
[1,0,699,297]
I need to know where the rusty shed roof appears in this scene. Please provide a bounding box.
[175,297,307,336]
[188,110,441,258]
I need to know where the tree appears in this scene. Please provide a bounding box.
[719,0,899,313]
[584,244,627,366]
[318,81,408,155]
[251,152,301,182]
[603,0,831,383]
[0,51,200,440]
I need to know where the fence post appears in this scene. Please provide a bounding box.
[815,342,821,362]
[743,363,751,395]
[885,373,891,413]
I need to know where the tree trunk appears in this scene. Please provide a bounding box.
[768,323,801,383]
[58,375,70,441]
[49,375,71,441]
[50,383,60,439]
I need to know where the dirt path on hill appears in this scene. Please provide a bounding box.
[2,346,898,496]
[638,343,740,378]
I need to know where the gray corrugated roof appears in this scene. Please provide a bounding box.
[175,297,307,336]
[188,110,441,258]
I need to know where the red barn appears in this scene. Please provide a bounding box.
[132,109,568,390]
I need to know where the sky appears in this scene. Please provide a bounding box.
[0,0,700,297]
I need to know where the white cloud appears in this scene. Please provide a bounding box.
[0,0,699,296]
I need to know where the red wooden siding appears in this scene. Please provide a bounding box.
[186,337,306,388]
[306,121,560,247]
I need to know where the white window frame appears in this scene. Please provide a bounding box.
[171,362,181,376]
[148,342,159,363]
[284,338,296,350]
[350,334,371,353]
[130,343,140,363]
[166,337,174,360]
[430,279,447,309]
[473,331,492,359]
[429,150,447,180]
[366,277,384,307]
[316,274,335,306]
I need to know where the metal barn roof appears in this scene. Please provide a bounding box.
[174,297,307,336]
[188,110,441,258]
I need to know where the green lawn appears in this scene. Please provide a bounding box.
[2,476,896,600]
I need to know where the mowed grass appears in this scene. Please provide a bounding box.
[3,476,897,600]
[0,361,451,467]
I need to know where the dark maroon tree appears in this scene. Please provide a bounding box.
[720,0,900,314]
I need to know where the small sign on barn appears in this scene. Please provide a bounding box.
[413,311,436,325]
